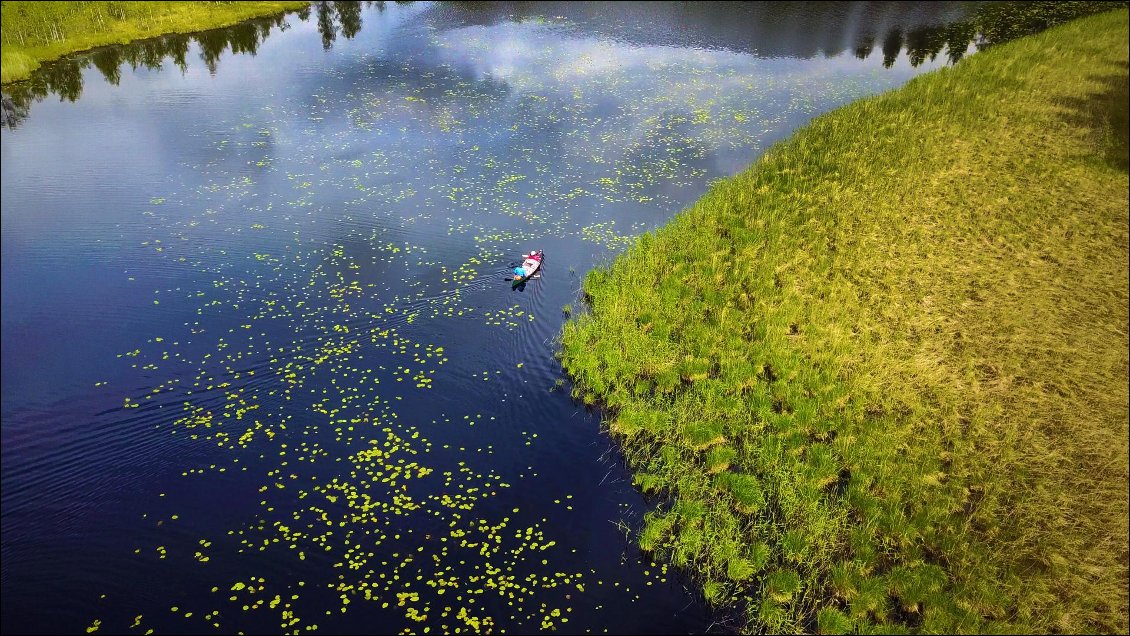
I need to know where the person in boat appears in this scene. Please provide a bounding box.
[513,251,543,280]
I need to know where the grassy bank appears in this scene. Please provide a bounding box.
[0,1,309,84]
[560,8,1129,634]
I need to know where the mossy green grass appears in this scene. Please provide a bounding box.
[1,1,309,84]
[561,9,1129,634]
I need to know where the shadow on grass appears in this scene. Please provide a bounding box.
[1058,61,1129,172]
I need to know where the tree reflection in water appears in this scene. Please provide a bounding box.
[0,1,1121,130]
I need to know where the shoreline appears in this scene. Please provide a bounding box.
[560,9,1129,633]
[1,1,310,85]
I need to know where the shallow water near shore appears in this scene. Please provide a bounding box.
[2,2,978,633]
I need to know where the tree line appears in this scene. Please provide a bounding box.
[2,1,1125,130]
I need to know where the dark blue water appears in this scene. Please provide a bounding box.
[2,2,977,633]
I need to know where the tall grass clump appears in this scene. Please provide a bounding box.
[560,8,1129,634]
[1,1,308,84]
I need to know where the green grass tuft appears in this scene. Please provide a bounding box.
[561,8,1129,634]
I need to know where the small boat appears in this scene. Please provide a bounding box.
[511,250,543,287]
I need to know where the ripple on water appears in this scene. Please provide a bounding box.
[2,1,975,633]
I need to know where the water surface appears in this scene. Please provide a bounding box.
[2,2,978,633]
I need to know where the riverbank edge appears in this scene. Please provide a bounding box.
[1,1,310,85]
[560,8,1128,635]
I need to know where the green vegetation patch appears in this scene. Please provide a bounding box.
[561,9,1129,634]
[1,1,309,84]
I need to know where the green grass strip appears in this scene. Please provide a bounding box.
[1,1,309,84]
[561,9,1129,634]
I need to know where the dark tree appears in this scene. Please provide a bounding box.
[904,26,945,68]
[91,46,123,85]
[317,1,339,50]
[228,22,262,56]
[854,33,875,60]
[336,1,364,39]
[881,28,903,69]
[196,29,230,75]
[44,59,84,102]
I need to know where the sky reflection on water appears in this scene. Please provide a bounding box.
[2,2,980,634]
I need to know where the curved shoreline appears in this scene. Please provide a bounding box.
[560,9,1129,634]
[1,1,309,85]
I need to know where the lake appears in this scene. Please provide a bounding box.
[1,2,978,633]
